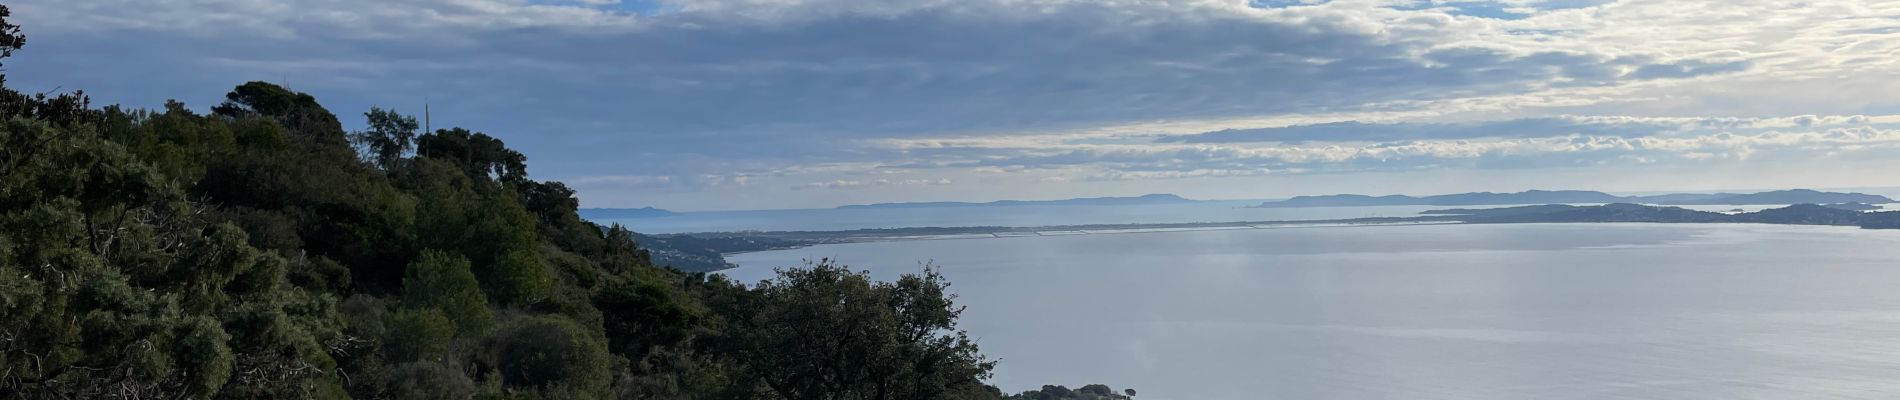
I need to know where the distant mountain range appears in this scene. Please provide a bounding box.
[577,206,680,219]
[1252,189,1894,208]
[838,193,1196,209]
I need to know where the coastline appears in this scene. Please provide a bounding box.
[680,203,1900,261]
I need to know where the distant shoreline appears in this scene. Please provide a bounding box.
[1250,189,1894,208]
[673,203,1900,260]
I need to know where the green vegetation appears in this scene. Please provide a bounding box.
[1006,384,1138,400]
[0,8,1118,398]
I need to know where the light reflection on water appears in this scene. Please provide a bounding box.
[725,223,1900,400]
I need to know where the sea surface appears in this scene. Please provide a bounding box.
[589,201,1806,234]
[724,223,1900,399]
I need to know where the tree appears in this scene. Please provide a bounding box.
[492,316,613,398]
[211,81,348,145]
[1005,384,1138,400]
[382,361,477,400]
[0,5,93,128]
[196,83,418,294]
[595,268,699,360]
[384,309,455,363]
[490,247,552,306]
[415,127,527,184]
[709,260,996,400]
[0,3,23,86]
[0,115,346,398]
[402,250,493,335]
[354,107,419,169]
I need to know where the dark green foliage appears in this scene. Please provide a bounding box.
[384,308,455,363]
[596,268,699,360]
[290,254,353,293]
[212,81,349,146]
[0,4,20,66]
[195,108,418,294]
[416,127,527,184]
[384,361,477,400]
[492,316,614,398]
[354,107,419,169]
[706,260,997,400]
[492,247,553,306]
[397,155,550,305]
[1006,384,1137,400]
[176,316,239,395]
[0,17,90,129]
[0,111,345,398]
[402,250,493,335]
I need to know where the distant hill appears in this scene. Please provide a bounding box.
[1254,189,1894,208]
[578,206,680,219]
[1820,202,1884,211]
[838,193,1196,209]
[1424,203,1730,223]
[1653,189,1891,205]
[1418,204,1580,217]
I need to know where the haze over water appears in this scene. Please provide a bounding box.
[726,223,1900,399]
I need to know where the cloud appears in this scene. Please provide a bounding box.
[1158,115,1881,143]
[567,172,752,189]
[793,178,954,190]
[1626,59,1754,80]
[12,0,1774,140]
[890,117,1900,181]
[10,0,1900,208]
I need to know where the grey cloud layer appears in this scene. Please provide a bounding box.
[901,116,1900,180]
[1159,115,1876,143]
[10,0,1900,207]
[14,1,1744,152]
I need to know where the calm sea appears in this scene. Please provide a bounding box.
[725,223,1900,399]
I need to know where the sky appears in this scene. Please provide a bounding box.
[11,0,1900,210]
